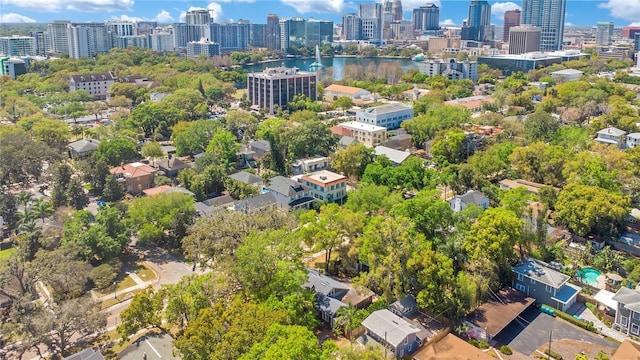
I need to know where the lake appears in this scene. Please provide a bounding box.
[242,56,418,81]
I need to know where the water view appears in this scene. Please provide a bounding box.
[243,56,418,81]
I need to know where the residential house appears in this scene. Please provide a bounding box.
[300,170,348,203]
[444,95,495,113]
[291,156,330,176]
[374,145,411,166]
[627,133,640,149]
[448,190,489,212]
[612,287,640,336]
[499,178,558,195]
[361,310,424,358]
[266,176,316,210]
[156,155,190,178]
[232,192,279,214]
[512,258,582,312]
[228,171,264,188]
[338,136,358,149]
[464,287,535,341]
[109,162,157,195]
[194,195,235,217]
[611,339,640,360]
[68,139,100,159]
[248,140,271,158]
[63,348,105,360]
[381,133,413,151]
[356,103,414,130]
[304,269,374,327]
[236,145,257,169]
[332,121,387,148]
[595,127,627,148]
[412,333,494,360]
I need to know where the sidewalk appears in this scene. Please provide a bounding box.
[92,271,154,303]
[575,306,626,342]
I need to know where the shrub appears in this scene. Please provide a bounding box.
[544,348,563,360]
[90,263,118,289]
[469,339,490,349]
[500,345,513,355]
[554,309,597,332]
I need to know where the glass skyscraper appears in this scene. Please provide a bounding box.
[521,0,566,51]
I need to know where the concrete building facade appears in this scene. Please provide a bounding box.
[247,67,317,114]
[508,26,542,54]
[356,103,414,130]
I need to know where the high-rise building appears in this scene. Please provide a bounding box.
[136,21,158,35]
[361,18,381,42]
[250,23,267,48]
[634,33,640,51]
[266,14,281,50]
[46,21,72,55]
[343,13,362,40]
[247,67,317,114]
[68,23,110,59]
[279,18,306,51]
[413,3,440,33]
[172,23,207,49]
[622,27,640,39]
[359,3,382,19]
[149,32,174,51]
[187,38,220,58]
[417,58,478,81]
[306,19,333,48]
[117,35,149,49]
[0,36,36,56]
[595,22,614,45]
[508,26,541,54]
[461,0,493,43]
[521,0,566,51]
[503,9,520,42]
[391,0,403,21]
[30,31,46,56]
[185,9,212,25]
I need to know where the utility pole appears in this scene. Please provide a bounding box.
[548,330,552,360]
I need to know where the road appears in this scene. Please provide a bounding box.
[119,333,180,360]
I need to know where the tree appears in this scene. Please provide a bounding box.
[524,112,560,144]
[344,183,403,216]
[508,143,570,187]
[206,130,240,167]
[333,96,354,113]
[66,178,89,210]
[0,192,17,230]
[117,287,163,341]
[173,120,222,156]
[31,119,71,151]
[31,199,54,223]
[239,324,323,360]
[299,204,364,273]
[334,304,360,340]
[331,143,374,181]
[430,128,468,164]
[103,174,126,202]
[63,207,129,261]
[223,110,259,140]
[224,178,259,199]
[127,193,195,248]
[389,189,455,243]
[141,141,164,167]
[0,128,56,187]
[95,138,137,166]
[553,183,630,238]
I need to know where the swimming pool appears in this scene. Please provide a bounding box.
[576,267,602,286]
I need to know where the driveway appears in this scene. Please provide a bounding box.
[119,333,179,360]
[133,244,209,286]
[493,307,617,355]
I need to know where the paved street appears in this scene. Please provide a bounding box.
[493,307,617,355]
[118,334,179,360]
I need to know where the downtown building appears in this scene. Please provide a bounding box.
[503,9,521,43]
[412,3,440,34]
[508,26,541,54]
[187,38,221,58]
[521,0,566,51]
[247,67,317,114]
[0,36,36,56]
[343,13,362,40]
[266,14,281,50]
[417,59,479,81]
[461,0,493,44]
[595,22,614,45]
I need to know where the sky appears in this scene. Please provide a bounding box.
[0,0,638,27]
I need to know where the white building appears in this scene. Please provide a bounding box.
[335,121,387,148]
[448,190,489,212]
[550,68,583,82]
[150,32,174,52]
[627,133,640,149]
[69,72,116,100]
[67,23,110,59]
[0,36,36,56]
[247,67,317,114]
[300,170,348,203]
[356,103,414,130]
[417,58,478,81]
[186,38,220,58]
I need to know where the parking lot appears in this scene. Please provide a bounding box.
[493,307,617,355]
[118,333,179,360]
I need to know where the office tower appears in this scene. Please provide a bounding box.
[106,22,134,36]
[622,27,640,39]
[216,21,250,50]
[635,33,640,51]
[306,19,333,48]
[46,20,72,55]
[266,14,281,50]
[361,18,381,42]
[187,38,220,58]
[117,35,149,49]
[359,3,382,19]
[343,13,362,40]
[503,9,520,42]
[68,23,110,59]
[149,32,174,51]
[0,36,36,56]
[508,26,541,54]
[172,23,207,49]
[596,22,614,45]
[391,0,403,21]
[185,9,212,25]
[391,20,414,40]
[247,67,317,114]
[521,0,566,51]
[30,31,46,55]
[413,3,440,33]
[279,18,306,51]
[461,0,492,42]
[136,21,158,35]
[249,23,267,48]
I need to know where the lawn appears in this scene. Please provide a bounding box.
[100,288,143,310]
[93,274,137,298]
[0,247,16,260]
[135,262,157,282]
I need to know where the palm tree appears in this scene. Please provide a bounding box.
[15,191,33,210]
[32,199,54,223]
[334,304,360,341]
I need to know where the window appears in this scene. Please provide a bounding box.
[530,278,536,284]
[517,273,523,281]
[633,323,640,335]
[545,284,553,293]
[515,283,526,292]
[634,312,640,321]
[621,316,629,327]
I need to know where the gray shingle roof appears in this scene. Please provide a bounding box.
[228,171,263,185]
[68,139,100,153]
[203,195,234,207]
[249,140,271,152]
[389,295,418,317]
[304,269,350,296]
[374,146,411,165]
[267,176,311,197]
[362,309,422,347]
[156,157,190,172]
[512,258,569,288]
[69,72,115,83]
[234,192,278,213]
[361,103,412,116]
[457,190,488,206]
[613,287,640,313]
[597,127,627,137]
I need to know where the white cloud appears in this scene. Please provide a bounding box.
[110,10,174,23]
[280,0,345,14]
[0,0,134,13]
[217,0,255,3]
[491,2,520,19]
[439,19,456,26]
[598,0,640,23]
[631,22,640,26]
[0,12,36,23]
[565,22,573,26]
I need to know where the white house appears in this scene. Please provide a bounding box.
[356,103,414,130]
[300,170,348,203]
[448,190,489,212]
[595,127,626,148]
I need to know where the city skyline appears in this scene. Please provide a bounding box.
[0,0,637,27]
